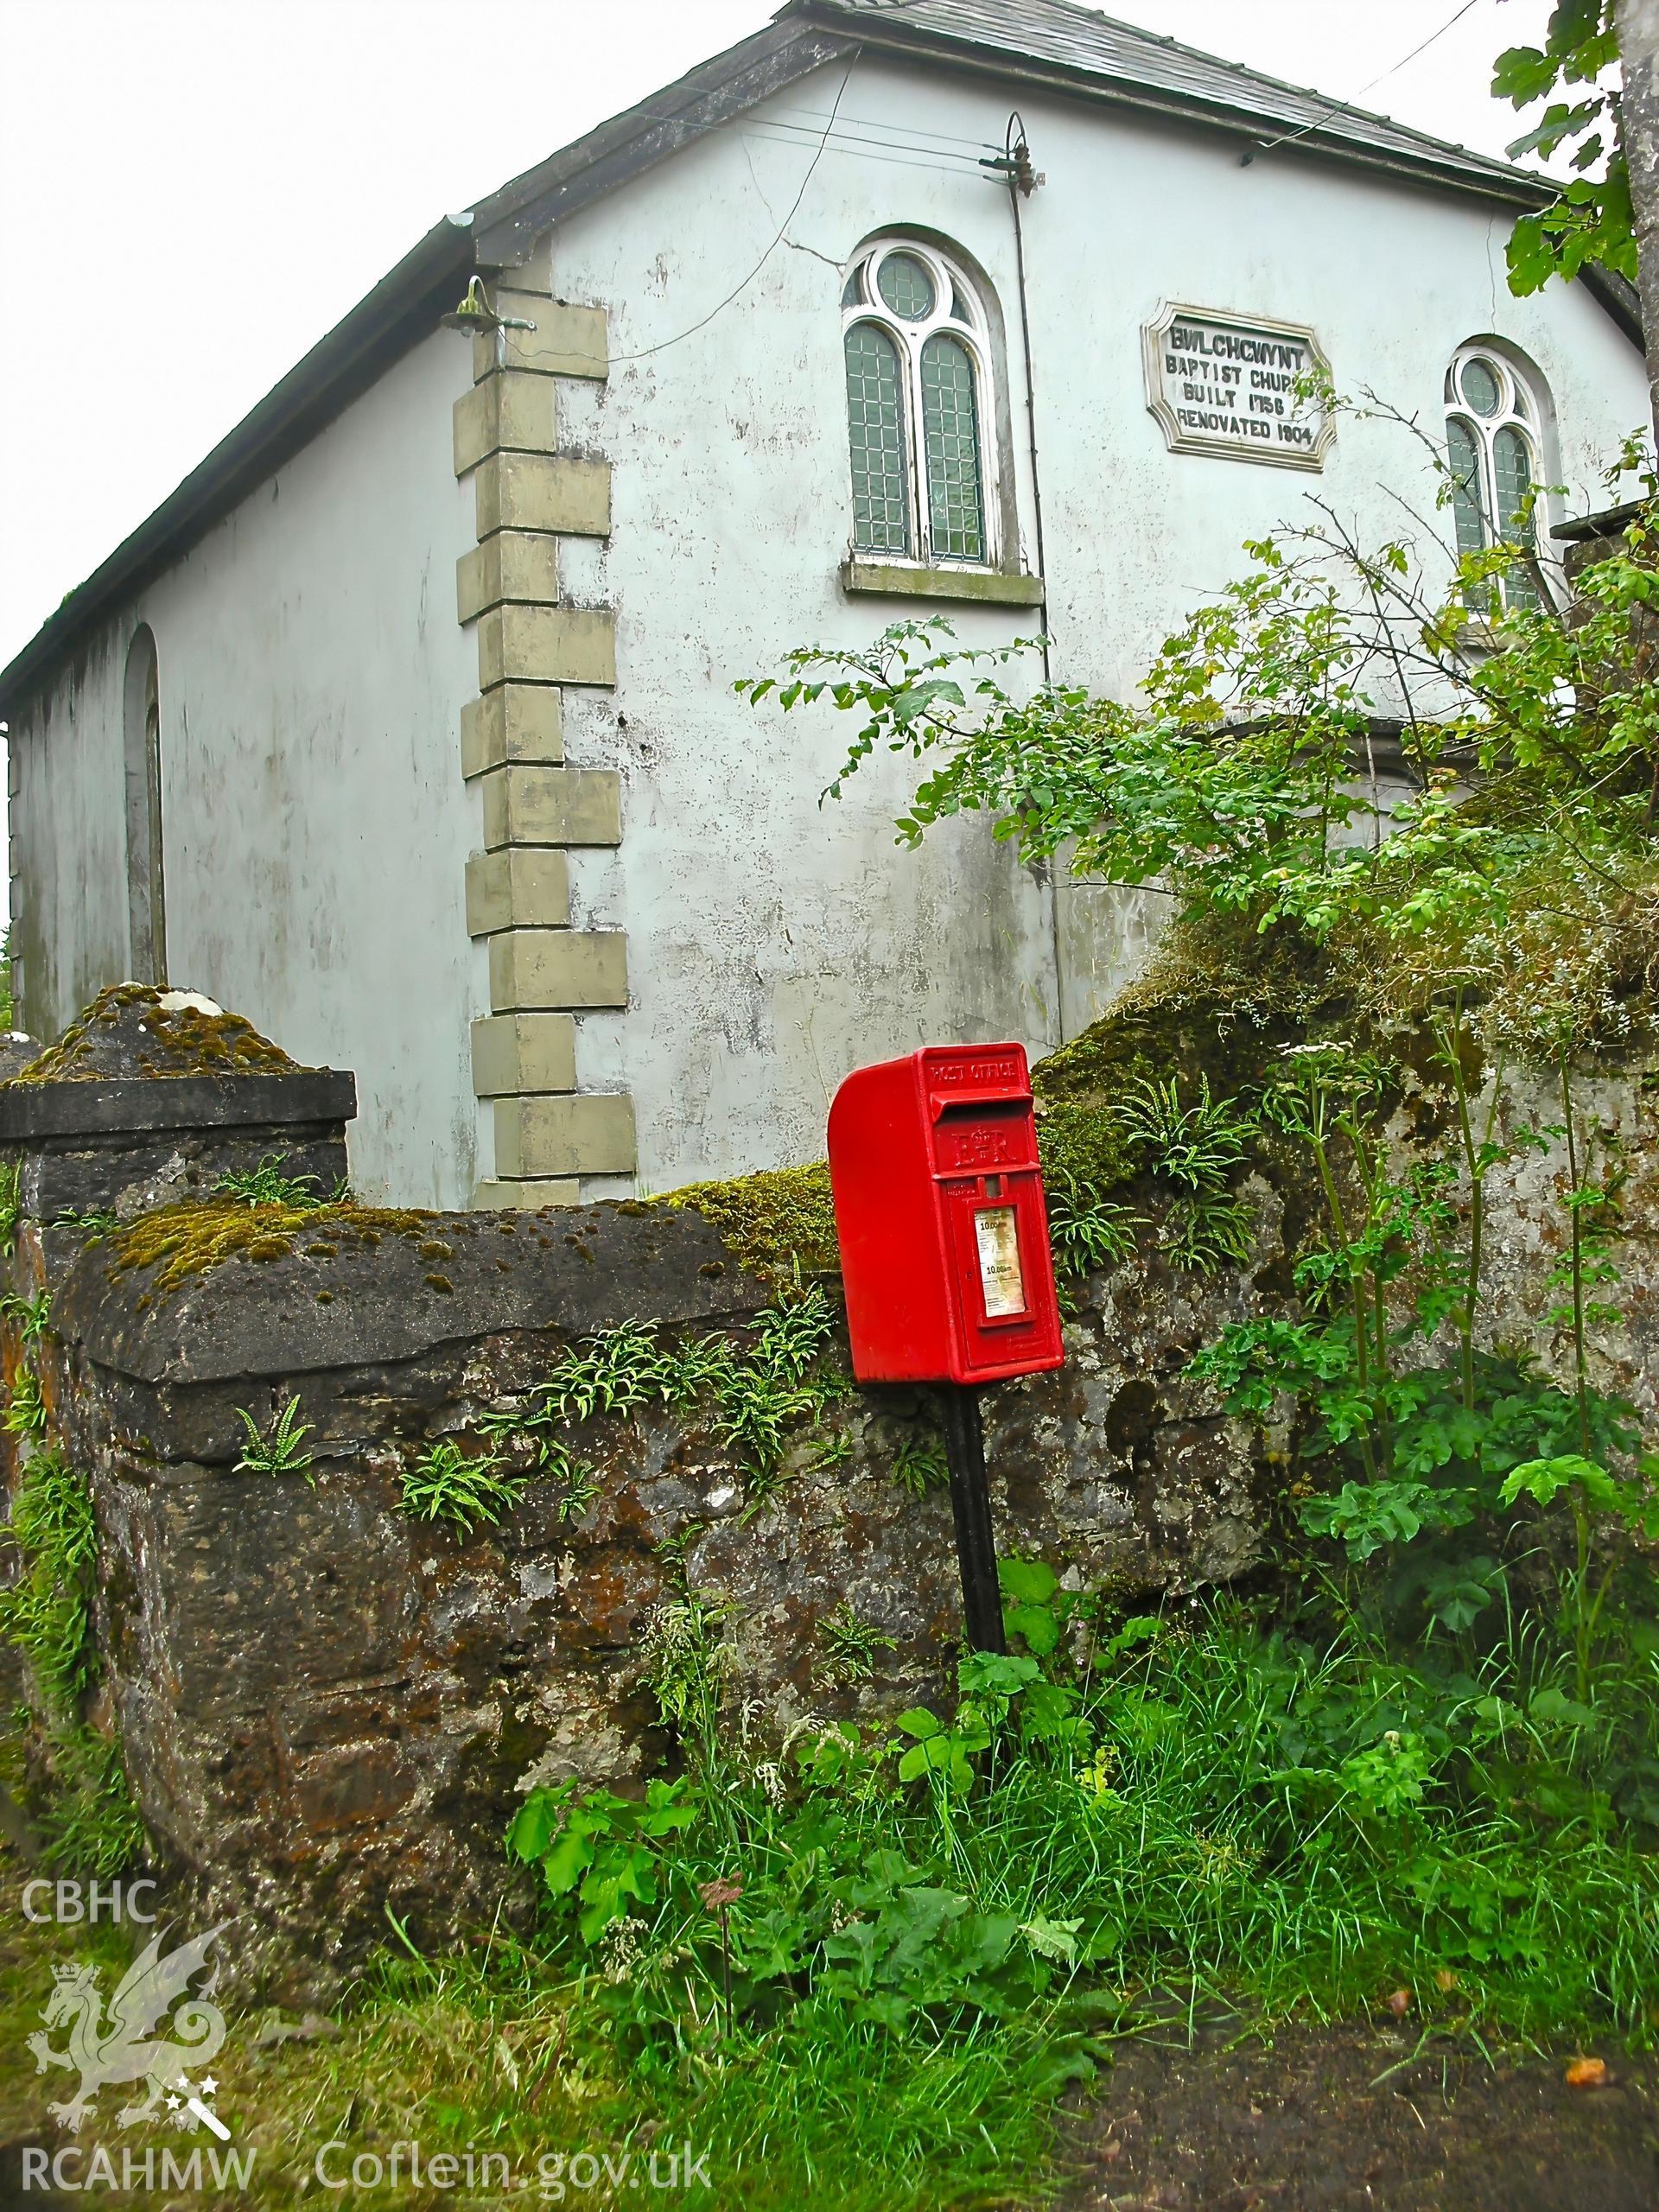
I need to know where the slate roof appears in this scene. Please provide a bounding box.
[803,0,1539,194]
[1,0,1638,709]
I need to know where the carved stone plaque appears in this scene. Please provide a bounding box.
[1144,302,1333,471]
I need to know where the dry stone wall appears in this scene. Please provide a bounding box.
[0,995,1283,1997]
[29,1190,1278,1996]
[13,988,1659,2001]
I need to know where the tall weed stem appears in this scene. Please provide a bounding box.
[1560,1061,1592,1461]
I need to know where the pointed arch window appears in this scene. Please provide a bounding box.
[842,240,995,566]
[1444,347,1546,613]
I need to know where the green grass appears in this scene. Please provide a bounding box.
[474,1587,1659,2202]
[0,1449,148,1879]
[955,1613,1659,2032]
[0,1821,1064,2209]
[0,1450,98,1703]
[4,1586,1658,2206]
[616,1606,1659,2038]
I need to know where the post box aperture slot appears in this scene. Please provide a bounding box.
[928,1096,1037,1174]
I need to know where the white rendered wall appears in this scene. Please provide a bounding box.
[8,334,482,1205]
[546,55,1649,1192]
[7,54,1647,1209]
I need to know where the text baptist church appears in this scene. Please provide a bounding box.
[1161,321,1323,455]
[0,0,1646,1208]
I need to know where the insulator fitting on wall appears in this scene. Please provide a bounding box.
[978,142,1045,195]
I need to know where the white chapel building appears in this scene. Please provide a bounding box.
[1,0,1647,1206]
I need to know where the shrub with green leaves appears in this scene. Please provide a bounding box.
[741,484,1659,1068]
[1493,2,1630,300]
[508,1777,698,1943]
[1188,1027,1659,1786]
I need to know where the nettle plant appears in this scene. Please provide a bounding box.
[1189,1037,1659,1707]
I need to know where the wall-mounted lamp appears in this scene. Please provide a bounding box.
[440,276,537,336]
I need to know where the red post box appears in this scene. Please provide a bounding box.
[826,1042,1065,1656]
[827,1042,1064,1386]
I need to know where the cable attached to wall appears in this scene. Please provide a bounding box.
[983,112,1065,1044]
[984,114,1051,688]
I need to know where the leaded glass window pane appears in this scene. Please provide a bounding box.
[1459,356,1502,417]
[920,334,984,562]
[844,322,910,556]
[877,251,935,321]
[1494,424,1539,609]
[1446,348,1550,616]
[1446,416,1486,560]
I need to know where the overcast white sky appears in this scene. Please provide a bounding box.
[0,0,1560,671]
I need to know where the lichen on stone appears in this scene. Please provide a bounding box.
[10,983,306,1084]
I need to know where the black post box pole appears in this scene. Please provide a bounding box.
[938,1385,1006,1653]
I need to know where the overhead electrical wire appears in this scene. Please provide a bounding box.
[607,60,859,364]
[737,124,988,179]
[532,5,1499,372]
[1249,0,1487,160]
[625,103,995,175]
[496,55,1011,374]
[758,101,996,150]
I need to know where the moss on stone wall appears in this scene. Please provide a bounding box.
[642,917,1335,1283]
[12,984,303,1084]
[108,1198,437,1297]
[1036,913,1329,1109]
[652,1163,841,1287]
[1032,912,1331,1204]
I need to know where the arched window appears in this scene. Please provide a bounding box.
[842,239,995,566]
[1445,346,1546,613]
[122,626,168,985]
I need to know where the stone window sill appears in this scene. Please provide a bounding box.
[839,558,1046,607]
